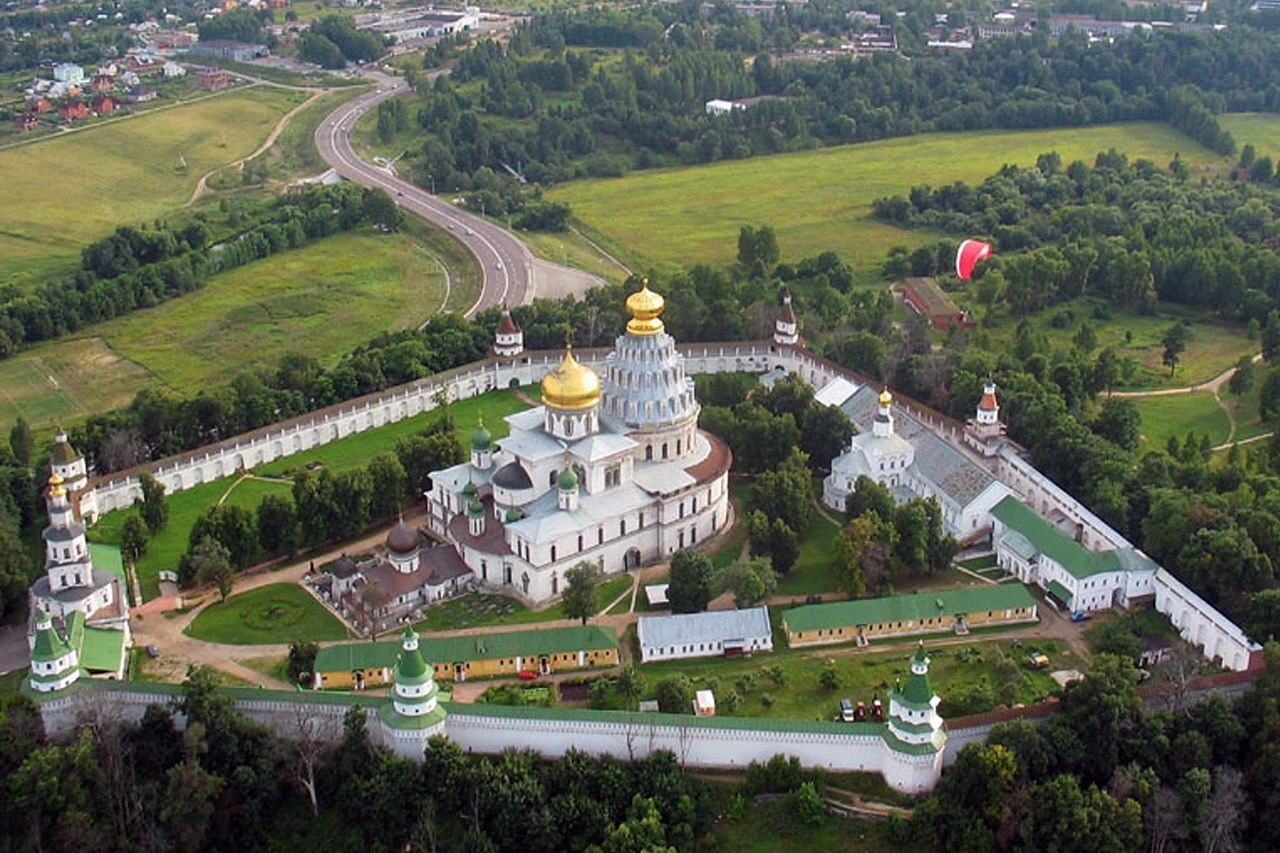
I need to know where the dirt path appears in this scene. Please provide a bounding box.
[186,87,328,206]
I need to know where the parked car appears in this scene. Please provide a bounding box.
[145,644,159,658]
[1026,652,1050,669]
[840,698,854,722]
[518,670,538,681]
[1071,611,1091,622]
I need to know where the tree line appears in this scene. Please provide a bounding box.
[394,7,1280,195]
[0,667,716,851]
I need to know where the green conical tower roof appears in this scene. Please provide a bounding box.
[558,466,579,491]
[30,611,71,663]
[898,642,934,708]
[395,626,431,686]
[471,418,492,452]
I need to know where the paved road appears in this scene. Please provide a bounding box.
[314,72,533,317]
[0,624,28,676]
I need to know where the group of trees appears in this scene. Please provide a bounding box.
[873,151,1280,323]
[0,183,393,360]
[299,15,389,69]
[0,669,716,851]
[168,418,466,588]
[904,647,1280,851]
[835,476,958,597]
[666,549,777,613]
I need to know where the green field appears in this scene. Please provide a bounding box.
[548,122,1226,273]
[0,223,480,433]
[185,582,351,644]
[1130,392,1232,449]
[246,87,371,182]
[0,86,304,280]
[1218,113,1280,160]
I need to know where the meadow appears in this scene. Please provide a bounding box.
[0,223,480,433]
[1130,393,1232,450]
[1218,113,1280,159]
[0,86,304,283]
[547,122,1226,273]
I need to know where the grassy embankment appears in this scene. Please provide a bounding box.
[548,122,1229,275]
[90,388,537,599]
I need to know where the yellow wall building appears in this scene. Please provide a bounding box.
[315,625,618,689]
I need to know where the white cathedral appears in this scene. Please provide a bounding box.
[425,283,733,604]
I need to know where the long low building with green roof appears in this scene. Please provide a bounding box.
[782,584,1038,648]
[314,624,618,689]
[989,495,1160,614]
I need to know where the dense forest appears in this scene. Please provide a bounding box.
[394,6,1280,195]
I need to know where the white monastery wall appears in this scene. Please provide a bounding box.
[445,711,944,794]
[1154,568,1257,671]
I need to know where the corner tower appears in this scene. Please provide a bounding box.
[600,281,700,462]
[378,626,447,759]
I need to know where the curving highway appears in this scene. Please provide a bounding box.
[314,73,534,317]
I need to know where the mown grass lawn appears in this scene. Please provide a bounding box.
[636,631,1065,722]
[709,794,903,852]
[185,583,351,644]
[1130,392,1231,450]
[549,122,1226,274]
[1218,113,1280,158]
[0,86,303,277]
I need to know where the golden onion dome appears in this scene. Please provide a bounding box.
[541,346,601,411]
[47,472,66,498]
[878,388,893,407]
[625,280,665,336]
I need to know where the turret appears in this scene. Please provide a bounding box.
[28,610,80,693]
[886,643,944,748]
[391,626,441,718]
[386,518,420,573]
[493,307,524,358]
[468,498,486,536]
[872,388,896,439]
[965,378,1005,455]
[976,380,999,428]
[774,289,799,346]
[542,346,601,441]
[42,472,93,594]
[557,465,580,511]
[471,418,493,470]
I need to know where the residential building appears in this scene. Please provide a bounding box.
[53,63,85,85]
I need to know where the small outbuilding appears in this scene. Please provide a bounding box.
[637,606,773,662]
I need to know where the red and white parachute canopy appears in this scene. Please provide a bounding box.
[955,239,993,281]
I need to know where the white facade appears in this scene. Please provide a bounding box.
[426,285,732,605]
[638,607,773,662]
[53,63,85,84]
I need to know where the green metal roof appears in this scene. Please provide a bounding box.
[783,584,1037,634]
[989,497,1122,580]
[471,422,492,451]
[30,613,71,663]
[316,624,617,673]
[89,543,126,582]
[395,628,430,684]
[80,627,126,673]
[1047,580,1073,605]
[379,702,448,730]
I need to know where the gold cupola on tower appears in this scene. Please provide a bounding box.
[541,346,601,410]
[625,280,665,336]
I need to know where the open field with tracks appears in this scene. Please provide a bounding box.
[0,86,304,282]
[0,222,480,433]
[548,122,1227,273]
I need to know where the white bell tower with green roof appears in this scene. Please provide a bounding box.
[886,643,946,751]
[28,610,81,693]
[378,626,447,758]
